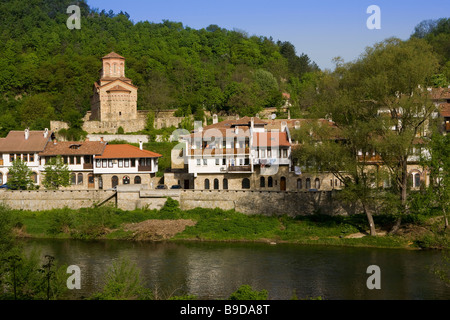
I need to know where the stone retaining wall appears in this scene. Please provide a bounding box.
[0,189,359,216]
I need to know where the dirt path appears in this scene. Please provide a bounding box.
[123,219,197,241]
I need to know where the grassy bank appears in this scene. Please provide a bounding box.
[8,198,450,249]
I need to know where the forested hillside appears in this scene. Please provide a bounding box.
[0,0,319,137]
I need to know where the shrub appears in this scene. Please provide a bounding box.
[228,285,268,300]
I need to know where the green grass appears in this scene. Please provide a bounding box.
[8,198,449,249]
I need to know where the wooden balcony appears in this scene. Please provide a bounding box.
[228,165,252,172]
[138,165,152,172]
[0,159,3,166]
[83,163,93,170]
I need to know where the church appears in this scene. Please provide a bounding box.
[52,52,149,135]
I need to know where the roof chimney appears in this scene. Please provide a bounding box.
[213,114,218,124]
[24,128,30,140]
[139,140,143,150]
[44,128,49,138]
[235,126,239,134]
[100,137,104,143]
[250,117,254,129]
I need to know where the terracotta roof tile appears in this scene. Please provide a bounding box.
[106,85,132,92]
[96,144,162,159]
[440,103,450,117]
[0,130,53,153]
[39,141,106,156]
[102,52,125,59]
[253,132,290,147]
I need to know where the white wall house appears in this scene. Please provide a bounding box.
[0,129,53,186]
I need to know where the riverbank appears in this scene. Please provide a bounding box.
[8,198,450,250]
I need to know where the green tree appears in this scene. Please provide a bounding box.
[7,159,34,190]
[421,131,450,230]
[42,156,71,190]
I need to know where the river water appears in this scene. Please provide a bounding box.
[22,238,450,300]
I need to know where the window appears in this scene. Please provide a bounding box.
[315,178,321,190]
[70,156,75,165]
[260,177,265,188]
[108,160,113,168]
[71,173,76,185]
[112,176,119,188]
[96,160,101,168]
[297,179,302,189]
[242,178,250,189]
[102,160,107,168]
[268,177,273,188]
[205,179,210,190]
[29,154,34,162]
[134,176,141,184]
[260,149,266,158]
[124,159,129,168]
[203,159,207,166]
[9,154,14,162]
[223,179,228,190]
[197,159,201,166]
[0,173,2,185]
[76,156,81,165]
[283,149,288,158]
[214,179,219,190]
[78,173,83,185]
[330,179,333,188]
[131,159,136,167]
[123,176,130,185]
[412,172,421,188]
[118,159,123,168]
[306,178,311,190]
[267,149,271,158]
[222,158,226,165]
[215,158,220,166]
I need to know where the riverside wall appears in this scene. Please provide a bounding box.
[0,189,359,216]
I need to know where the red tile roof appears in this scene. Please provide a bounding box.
[102,52,125,60]
[39,141,106,156]
[0,130,53,153]
[440,103,450,117]
[95,144,162,159]
[253,132,290,147]
[106,85,132,92]
[431,88,450,100]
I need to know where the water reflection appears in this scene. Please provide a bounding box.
[22,239,450,300]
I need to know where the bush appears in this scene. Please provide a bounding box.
[228,285,268,300]
[90,258,152,300]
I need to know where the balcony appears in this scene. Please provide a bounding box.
[446,122,450,132]
[83,163,93,170]
[138,165,152,172]
[0,159,3,166]
[228,165,252,172]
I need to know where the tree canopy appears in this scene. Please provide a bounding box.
[0,0,319,137]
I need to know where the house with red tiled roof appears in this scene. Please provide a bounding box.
[0,129,54,186]
[0,129,163,190]
[169,116,307,191]
[94,144,162,189]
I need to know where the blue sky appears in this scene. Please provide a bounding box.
[86,0,450,70]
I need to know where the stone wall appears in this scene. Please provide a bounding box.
[0,189,359,217]
[0,190,116,211]
[179,190,356,217]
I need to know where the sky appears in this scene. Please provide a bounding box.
[86,0,450,70]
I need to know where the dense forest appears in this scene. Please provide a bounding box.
[0,0,319,137]
[0,0,449,138]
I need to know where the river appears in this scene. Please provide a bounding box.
[22,238,450,300]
